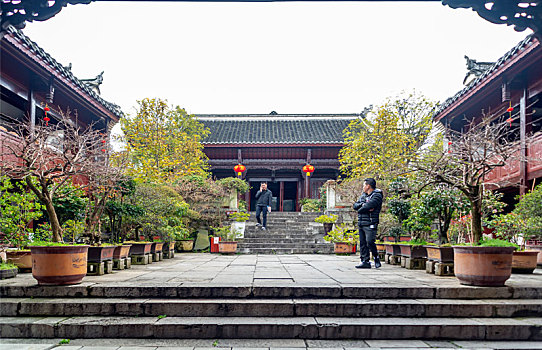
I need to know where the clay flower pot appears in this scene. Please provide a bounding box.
[87,245,117,263]
[218,241,237,254]
[398,244,427,259]
[334,242,356,254]
[29,245,89,285]
[425,246,454,263]
[323,223,334,235]
[128,242,152,256]
[453,246,516,287]
[512,251,539,274]
[384,243,401,256]
[177,240,194,252]
[6,249,32,270]
[151,242,164,254]
[113,244,132,260]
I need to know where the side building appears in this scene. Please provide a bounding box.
[197,113,357,212]
[1,26,122,146]
[434,34,542,204]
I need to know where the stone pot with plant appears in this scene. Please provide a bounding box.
[0,261,18,280]
[323,223,359,254]
[229,211,250,239]
[314,214,338,235]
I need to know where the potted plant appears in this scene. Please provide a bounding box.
[415,115,525,286]
[398,239,428,259]
[488,211,539,274]
[214,226,238,254]
[323,223,359,254]
[512,183,542,267]
[314,214,338,235]
[217,177,250,209]
[229,211,250,239]
[0,261,18,280]
[0,177,44,271]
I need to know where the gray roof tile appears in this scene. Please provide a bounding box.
[198,115,356,144]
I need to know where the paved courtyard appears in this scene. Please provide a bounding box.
[2,253,541,290]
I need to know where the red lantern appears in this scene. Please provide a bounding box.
[233,164,246,176]
[506,106,513,113]
[303,164,315,176]
[44,106,50,126]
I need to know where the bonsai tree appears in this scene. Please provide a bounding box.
[314,214,338,224]
[416,114,521,244]
[1,109,120,243]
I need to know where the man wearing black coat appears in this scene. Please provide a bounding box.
[255,182,272,230]
[353,178,383,269]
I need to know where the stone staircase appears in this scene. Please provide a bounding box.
[1,283,542,340]
[237,212,334,254]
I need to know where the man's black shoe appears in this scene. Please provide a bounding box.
[374,257,382,268]
[355,262,371,269]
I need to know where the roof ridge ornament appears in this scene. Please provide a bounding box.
[463,55,495,85]
[80,71,104,95]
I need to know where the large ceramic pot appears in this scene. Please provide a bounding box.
[375,243,386,252]
[151,242,164,254]
[334,242,356,254]
[29,245,89,285]
[512,251,539,274]
[87,245,117,263]
[162,241,176,252]
[6,249,32,270]
[0,267,18,279]
[453,246,516,287]
[113,244,132,259]
[384,243,401,256]
[177,240,194,252]
[525,242,542,266]
[128,242,152,256]
[425,246,454,263]
[398,244,426,259]
[218,241,237,254]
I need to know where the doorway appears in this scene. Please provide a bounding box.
[249,180,298,211]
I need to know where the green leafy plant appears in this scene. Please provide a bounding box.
[512,183,542,239]
[323,223,359,244]
[477,237,519,248]
[212,226,236,242]
[157,314,167,319]
[0,177,44,249]
[217,177,250,194]
[0,262,17,270]
[62,219,85,244]
[403,238,428,245]
[314,214,338,224]
[228,212,250,222]
[59,339,70,345]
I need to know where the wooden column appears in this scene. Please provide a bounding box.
[520,87,528,196]
[279,181,284,212]
[27,84,35,131]
[305,174,310,199]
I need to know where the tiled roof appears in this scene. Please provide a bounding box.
[435,34,537,118]
[198,114,357,145]
[3,26,123,119]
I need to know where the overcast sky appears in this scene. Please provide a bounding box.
[23,1,531,117]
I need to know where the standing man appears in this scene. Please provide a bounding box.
[255,182,272,230]
[353,178,383,269]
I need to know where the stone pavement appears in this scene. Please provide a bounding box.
[1,253,540,290]
[1,338,542,349]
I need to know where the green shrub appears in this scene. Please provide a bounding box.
[323,223,359,244]
[314,214,338,224]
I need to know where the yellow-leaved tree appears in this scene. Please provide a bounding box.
[339,92,436,181]
[121,98,210,183]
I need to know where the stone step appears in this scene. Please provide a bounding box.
[3,285,542,299]
[238,247,333,254]
[237,243,332,249]
[239,238,325,244]
[2,298,541,318]
[1,316,541,339]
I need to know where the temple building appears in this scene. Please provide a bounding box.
[0,26,122,141]
[434,34,542,203]
[198,113,357,211]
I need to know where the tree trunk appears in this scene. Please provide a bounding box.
[44,198,62,242]
[470,198,483,244]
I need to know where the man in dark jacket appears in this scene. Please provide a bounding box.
[255,182,272,230]
[353,178,383,269]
